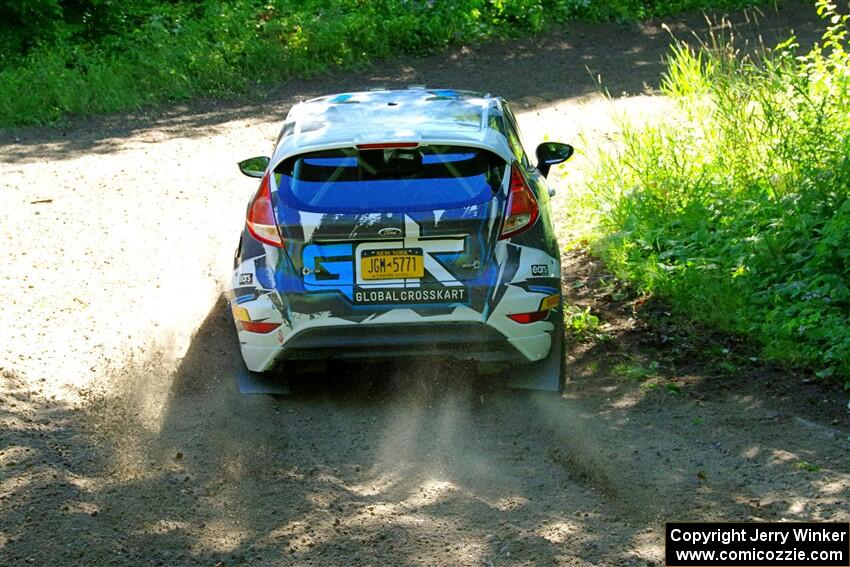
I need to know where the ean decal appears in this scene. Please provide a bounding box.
[531,264,548,276]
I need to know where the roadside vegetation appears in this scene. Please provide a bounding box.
[0,0,758,127]
[577,0,850,386]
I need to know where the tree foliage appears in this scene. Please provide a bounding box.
[0,0,756,126]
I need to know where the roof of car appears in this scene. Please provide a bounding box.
[269,88,514,168]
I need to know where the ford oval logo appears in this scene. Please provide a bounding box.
[378,227,402,237]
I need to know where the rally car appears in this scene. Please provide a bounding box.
[229,88,574,392]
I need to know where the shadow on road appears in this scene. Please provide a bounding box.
[3,290,847,565]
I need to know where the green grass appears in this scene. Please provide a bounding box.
[613,360,660,381]
[797,461,821,473]
[0,0,758,127]
[580,0,850,387]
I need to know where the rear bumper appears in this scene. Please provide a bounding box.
[281,322,526,362]
[237,319,554,372]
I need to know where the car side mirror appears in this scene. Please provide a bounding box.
[535,142,574,178]
[238,156,270,178]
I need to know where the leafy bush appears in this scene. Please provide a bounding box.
[0,0,756,127]
[585,0,850,385]
[565,305,603,341]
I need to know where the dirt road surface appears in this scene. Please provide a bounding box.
[1,3,848,565]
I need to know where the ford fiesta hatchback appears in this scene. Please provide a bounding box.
[229,88,574,392]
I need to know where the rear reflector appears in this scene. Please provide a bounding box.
[231,305,251,322]
[356,142,419,150]
[539,293,560,311]
[499,163,540,239]
[239,321,281,334]
[508,311,549,324]
[246,173,284,247]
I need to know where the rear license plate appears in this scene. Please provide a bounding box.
[361,248,424,280]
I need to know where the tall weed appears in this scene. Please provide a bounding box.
[586,0,850,385]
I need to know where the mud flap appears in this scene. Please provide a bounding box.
[236,356,291,395]
[505,326,564,392]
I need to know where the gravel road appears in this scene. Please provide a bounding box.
[1,3,847,565]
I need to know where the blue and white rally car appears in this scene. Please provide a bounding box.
[229,88,574,392]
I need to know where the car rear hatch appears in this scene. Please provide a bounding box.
[272,144,507,305]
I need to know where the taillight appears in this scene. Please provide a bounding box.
[508,293,561,324]
[499,163,539,239]
[239,321,281,333]
[508,311,549,324]
[232,305,281,334]
[246,173,284,247]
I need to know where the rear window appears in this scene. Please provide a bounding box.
[274,145,505,213]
